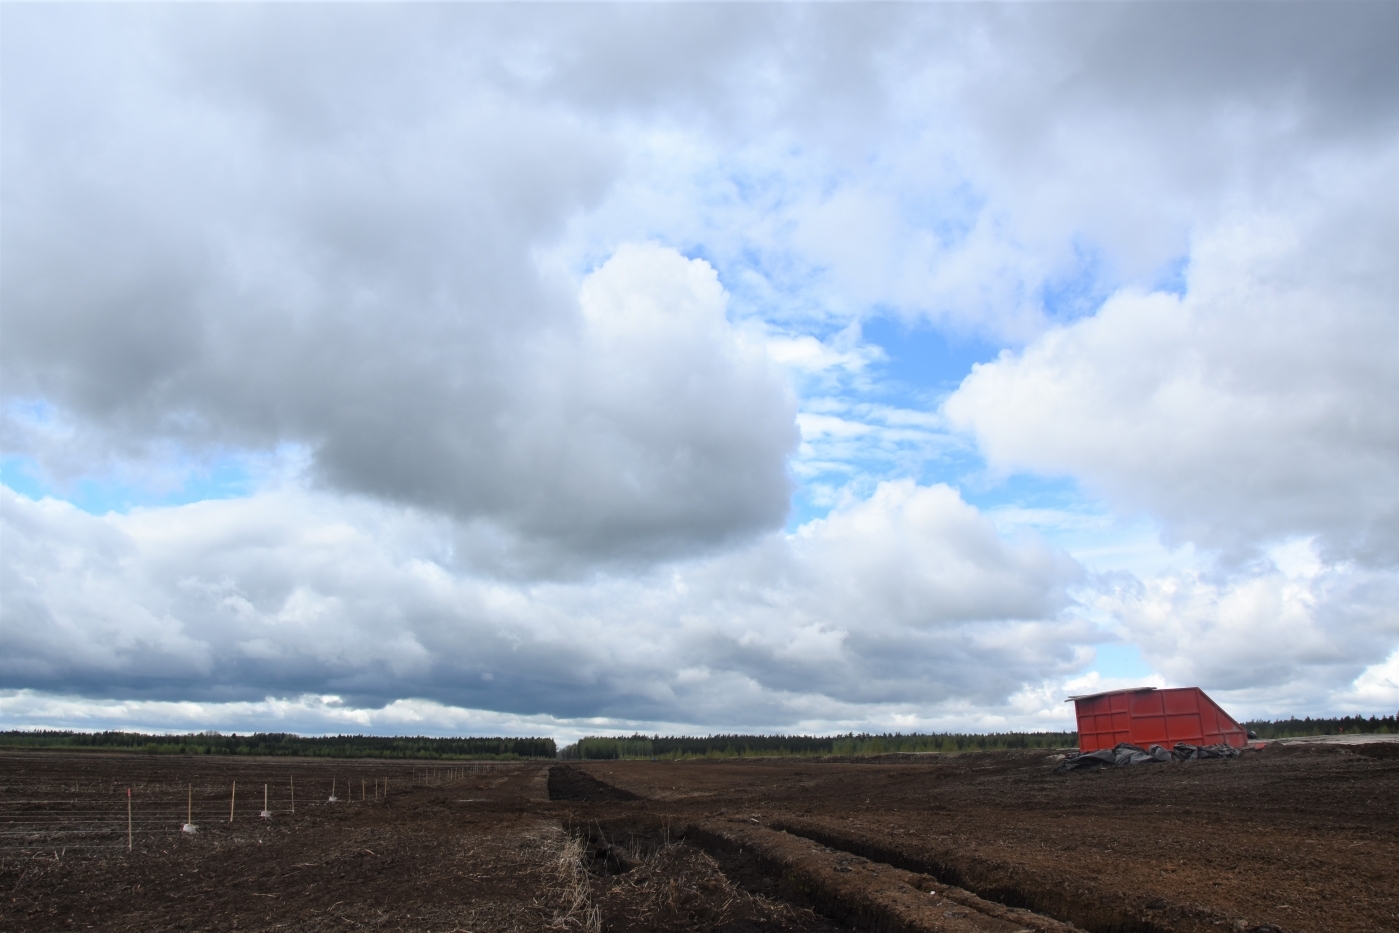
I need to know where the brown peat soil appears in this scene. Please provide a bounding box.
[1,741,1395,933]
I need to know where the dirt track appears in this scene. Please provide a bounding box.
[2,742,1395,933]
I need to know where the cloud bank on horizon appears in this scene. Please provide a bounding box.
[2,4,1396,739]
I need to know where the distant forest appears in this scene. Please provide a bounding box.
[557,731,1078,760]
[1241,715,1397,739]
[3,714,1392,761]
[0,731,557,760]
[559,714,1398,760]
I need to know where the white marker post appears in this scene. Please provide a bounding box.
[260,784,271,819]
[329,778,338,803]
[182,784,197,833]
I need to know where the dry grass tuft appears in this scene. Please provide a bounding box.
[549,833,602,933]
[593,832,829,932]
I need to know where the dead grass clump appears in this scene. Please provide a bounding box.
[549,833,602,933]
[594,834,828,933]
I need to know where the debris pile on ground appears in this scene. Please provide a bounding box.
[1053,741,1248,773]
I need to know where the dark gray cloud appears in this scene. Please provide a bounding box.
[1,5,803,568]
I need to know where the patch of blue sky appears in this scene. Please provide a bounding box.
[0,455,51,504]
[719,224,852,327]
[960,473,1170,573]
[1,449,277,515]
[1151,253,1190,298]
[895,173,985,249]
[981,487,1195,583]
[5,397,59,427]
[960,472,1085,517]
[782,313,1012,530]
[720,243,828,323]
[1086,643,1156,681]
[1,396,302,514]
[723,144,810,211]
[786,487,835,531]
[662,144,875,323]
[1039,236,1115,325]
[859,314,1002,396]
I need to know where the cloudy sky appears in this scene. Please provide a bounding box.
[3,3,1397,741]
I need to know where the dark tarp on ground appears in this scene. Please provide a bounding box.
[1053,742,1246,773]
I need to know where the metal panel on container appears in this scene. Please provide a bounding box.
[1070,687,1248,752]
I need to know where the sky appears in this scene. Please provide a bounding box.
[2,3,1397,743]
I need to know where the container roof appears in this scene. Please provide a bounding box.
[1065,687,1159,702]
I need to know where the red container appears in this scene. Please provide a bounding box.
[1070,687,1249,752]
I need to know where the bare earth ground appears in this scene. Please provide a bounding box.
[1,741,1395,933]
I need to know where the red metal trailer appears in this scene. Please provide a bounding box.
[1070,687,1250,752]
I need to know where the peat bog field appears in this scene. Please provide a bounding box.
[1,741,1395,933]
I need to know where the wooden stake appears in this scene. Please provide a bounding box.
[182,784,196,833]
[126,788,132,851]
[230,780,236,823]
[290,775,295,813]
[261,784,271,819]
[361,778,365,801]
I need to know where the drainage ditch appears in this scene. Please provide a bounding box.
[563,816,849,932]
[548,765,641,802]
[545,766,1258,933]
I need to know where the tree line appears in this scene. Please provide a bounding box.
[557,731,1079,760]
[6,715,1391,762]
[1241,715,1396,738]
[558,715,1398,760]
[0,730,557,760]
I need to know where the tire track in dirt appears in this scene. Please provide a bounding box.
[686,818,1084,933]
[552,765,1087,933]
[767,818,1221,933]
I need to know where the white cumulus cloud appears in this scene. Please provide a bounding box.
[0,479,1086,730]
[946,178,1399,567]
